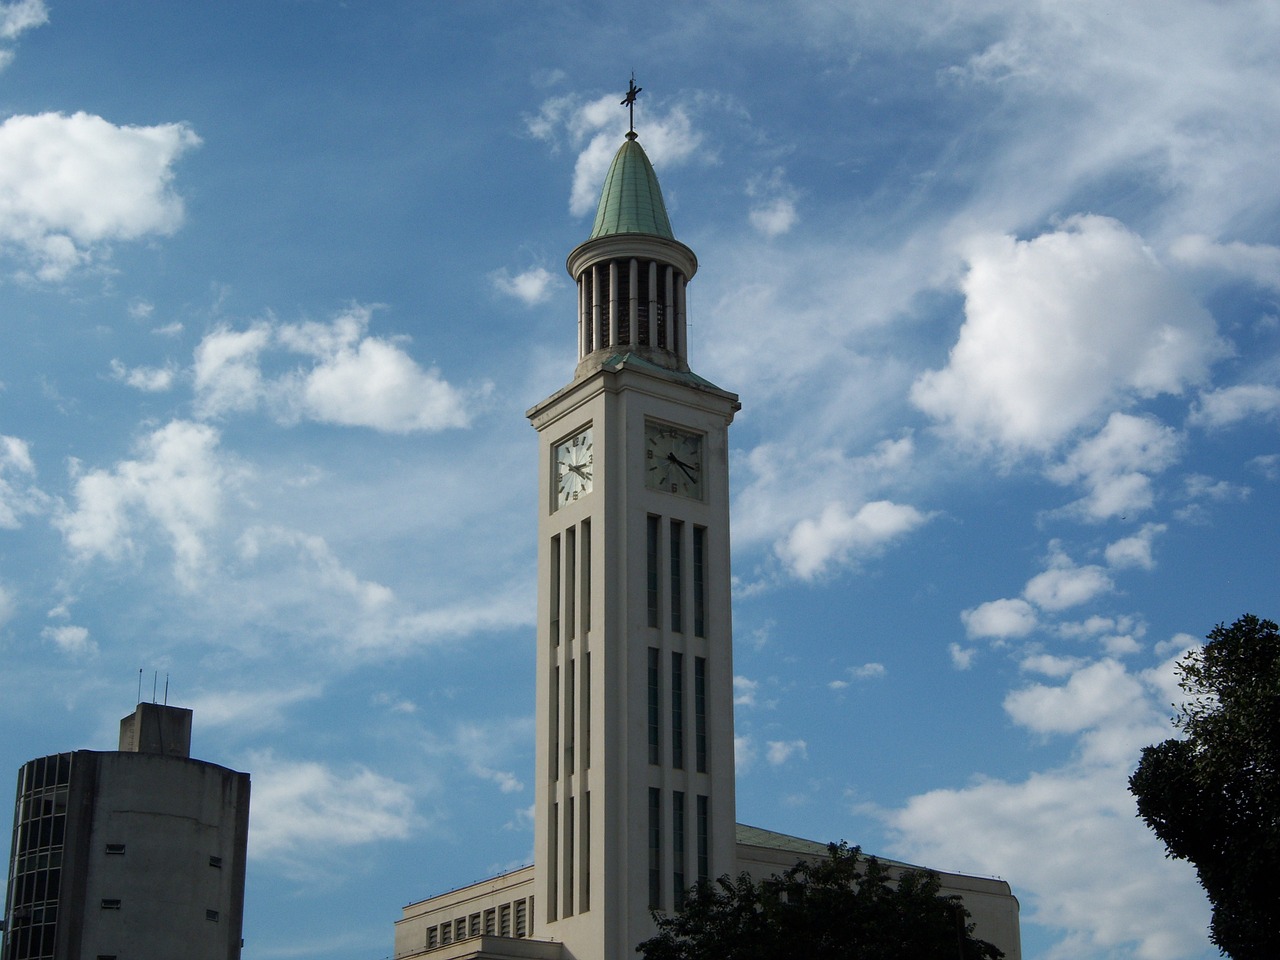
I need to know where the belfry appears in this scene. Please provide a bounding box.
[393,85,1021,960]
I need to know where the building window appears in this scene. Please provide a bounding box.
[582,652,591,772]
[549,534,561,644]
[648,647,661,765]
[695,657,708,773]
[564,797,575,918]
[673,790,687,911]
[427,926,439,948]
[209,855,222,867]
[648,787,662,910]
[564,525,576,640]
[646,515,660,627]
[565,658,575,773]
[470,914,481,937]
[671,652,684,770]
[669,519,683,633]
[580,518,591,634]
[551,666,560,782]
[580,791,591,913]
[206,909,220,922]
[515,898,528,937]
[484,909,496,935]
[697,795,710,884]
[500,903,512,937]
[441,922,452,945]
[105,843,125,855]
[693,526,706,637]
[455,918,467,941]
[548,803,558,922]
[100,899,121,910]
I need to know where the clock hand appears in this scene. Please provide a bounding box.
[568,464,591,479]
[667,453,699,484]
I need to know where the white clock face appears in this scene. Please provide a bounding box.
[555,428,594,507]
[645,423,703,498]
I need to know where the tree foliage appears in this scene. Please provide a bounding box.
[1129,614,1280,960]
[636,842,1003,960]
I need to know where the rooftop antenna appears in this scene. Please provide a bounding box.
[164,673,170,705]
[621,73,642,138]
[137,668,142,704]
[152,671,158,703]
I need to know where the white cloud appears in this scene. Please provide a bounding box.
[491,266,556,306]
[1023,549,1112,612]
[56,420,232,587]
[1047,413,1182,521]
[0,434,45,528]
[528,92,704,217]
[851,662,886,680]
[0,583,13,626]
[961,598,1038,639]
[777,499,930,579]
[109,358,177,392]
[746,167,800,238]
[1189,383,1280,428]
[0,112,199,279]
[40,624,96,657]
[1170,234,1280,290]
[765,739,808,766]
[1104,523,1166,570]
[183,685,323,732]
[1004,659,1145,742]
[734,736,757,773]
[911,216,1225,456]
[246,752,416,862]
[1019,653,1085,677]
[949,643,976,670]
[733,675,759,707]
[193,307,476,433]
[0,1,46,41]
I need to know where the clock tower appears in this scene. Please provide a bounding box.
[526,128,740,960]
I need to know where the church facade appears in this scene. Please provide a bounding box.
[394,120,1020,960]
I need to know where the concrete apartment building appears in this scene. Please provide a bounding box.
[393,118,1022,960]
[2,702,250,960]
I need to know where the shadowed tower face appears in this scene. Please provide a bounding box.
[527,127,741,959]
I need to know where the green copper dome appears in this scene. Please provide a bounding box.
[588,133,675,240]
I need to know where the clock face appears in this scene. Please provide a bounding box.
[555,428,594,507]
[645,423,704,498]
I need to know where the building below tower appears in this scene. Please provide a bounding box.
[1,702,251,960]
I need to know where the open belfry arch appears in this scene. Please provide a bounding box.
[393,83,1021,960]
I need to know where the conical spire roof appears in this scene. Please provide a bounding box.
[588,133,674,240]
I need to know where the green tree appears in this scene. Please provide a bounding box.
[636,842,1003,960]
[1129,614,1280,960]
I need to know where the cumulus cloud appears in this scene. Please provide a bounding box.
[911,216,1226,456]
[1047,413,1183,521]
[41,623,95,656]
[887,651,1208,959]
[1022,547,1112,612]
[765,739,807,766]
[491,266,556,305]
[949,643,977,670]
[1170,234,1280,290]
[1189,383,1280,428]
[0,112,199,279]
[850,662,886,680]
[733,675,759,707]
[777,500,931,579]
[961,598,1038,639]
[0,434,45,528]
[747,168,799,237]
[193,306,476,433]
[527,91,704,217]
[109,358,177,393]
[0,0,46,40]
[246,752,416,863]
[1104,523,1166,570]
[56,420,232,587]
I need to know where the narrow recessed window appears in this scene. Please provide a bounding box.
[565,658,575,773]
[563,797,575,918]
[455,918,467,941]
[646,515,660,628]
[104,843,125,855]
[470,913,480,937]
[515,898,528,937]
[671,652,684,770]
[581,652,591,772]
[551,667,560,782]
[484,909,496,936]
[547,804,559,923]
[427,926,439,948]
[673,791,687,911]
[96,955,117,959]
[695,657,708,774]
[580,518,591,634]
[209,855,223,868]
[670,520,683,633]
[647,647,661,765]
[580,791,591,913]
[697,795,710,884]
[206,909,220,922]
[564,526,576,641]
[648,787,662,910]
[549,535,561,645]
[693,526,706,638]
[100,899,121,910]
[500,903,512,937]
[441,922,452,945]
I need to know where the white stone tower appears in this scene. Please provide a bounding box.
[526,128,741,960]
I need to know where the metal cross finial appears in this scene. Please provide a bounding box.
[621,74,642,135]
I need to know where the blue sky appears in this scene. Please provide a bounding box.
[1,2,1277,958]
